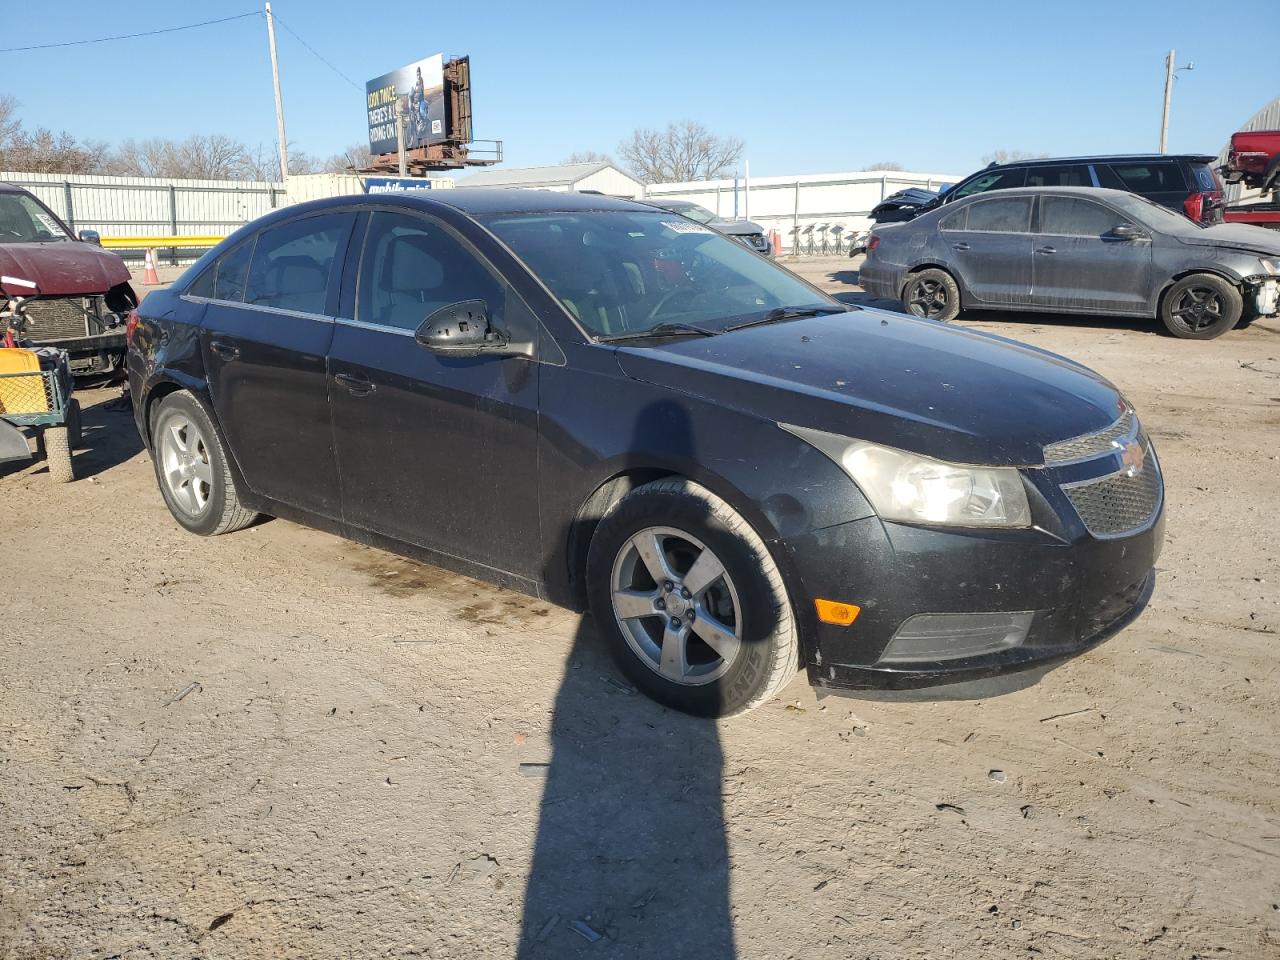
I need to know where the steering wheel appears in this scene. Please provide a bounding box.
[645,286,702,323]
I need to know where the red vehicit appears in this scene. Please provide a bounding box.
[0,183,137,376]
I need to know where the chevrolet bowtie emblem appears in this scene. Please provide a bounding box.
[1119,439,1146,477]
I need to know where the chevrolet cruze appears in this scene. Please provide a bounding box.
[128,190,1164,716]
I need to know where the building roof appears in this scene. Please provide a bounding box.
[456,161,639,189]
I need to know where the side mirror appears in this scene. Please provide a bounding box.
[1107,223,1146,241]
[78,229,101,245]
[415,300,509,358]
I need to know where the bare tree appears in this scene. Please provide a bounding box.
[324,143,375,173]
[861,161,905,172]
[981,149,1048,165]
[0,96,21,150]
[617,121,743,183]
[0,128,101,174]
[562,150,614,166]
[110,134,250,179]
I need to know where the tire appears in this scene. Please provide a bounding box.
[65,399,82,448]
[151,391,258,536]
[1160,274,1242,340]
[43,426,74,483]
[902,268,962,322]
[585,478,799,717]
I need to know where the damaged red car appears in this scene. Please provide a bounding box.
[0,182,137,376]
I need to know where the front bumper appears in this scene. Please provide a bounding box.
[1248,277,1278,316]
[779,485,1164,691]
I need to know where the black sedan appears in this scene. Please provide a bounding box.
[128,190,1164,716]
[860,186,1280,339]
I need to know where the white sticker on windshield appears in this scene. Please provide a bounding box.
[661,220,713,235]
[34,212,60,234]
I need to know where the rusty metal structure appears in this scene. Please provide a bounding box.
[361,57,502,175]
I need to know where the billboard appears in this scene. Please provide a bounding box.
[366,54,445,155]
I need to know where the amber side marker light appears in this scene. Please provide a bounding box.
[815,599,861,626]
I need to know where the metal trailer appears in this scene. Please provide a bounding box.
[0,360,80,483]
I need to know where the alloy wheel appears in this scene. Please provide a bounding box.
[907,278,949,319]
[160,415,213,516]
[610,526,742,686]
[1169,286,1224,334]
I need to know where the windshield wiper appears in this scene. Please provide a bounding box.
[597,322,719,344]
[723,305,842,333]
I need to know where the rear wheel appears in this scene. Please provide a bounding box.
[586,478,799,717]
[1160,274,1242,340]
[152,391,257,535]
[65,399,82,448]
[902,268,961,322]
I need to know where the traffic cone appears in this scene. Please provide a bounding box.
[770,229,782,255]
[142,248,160,286]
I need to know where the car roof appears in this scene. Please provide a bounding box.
[956,186,1137,200]
[982,154,1215,168]
[419,187,653,215]
[0,182,32,195]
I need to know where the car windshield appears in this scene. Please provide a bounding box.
[658,202,717,225]
[481,210,839,338]
[1110,193,1203,232]
[0,193,72,244]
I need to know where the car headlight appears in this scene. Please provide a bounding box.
[782,424,1032,528]
[1261,258,1280,276]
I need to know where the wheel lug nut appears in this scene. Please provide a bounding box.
[670,617,682,629]
[686,609,695,621]
[655,598,665,610]
[681,587,691,599]
[664,581,674,592]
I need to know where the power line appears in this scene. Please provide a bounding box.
[271,14,362,91]
[0,11,261,53]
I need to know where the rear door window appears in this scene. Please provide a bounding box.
[1025,164,1091,187]
[964,196,1032,233]
[939,208,967,231]
[1104,161,1187,194]
[950,167,1028,200]
[1189,162,1221,192]
[1039,197,1129,237]
[244,213,353,315]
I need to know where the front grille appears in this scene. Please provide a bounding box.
[1062,456,1162,537]
[22,298,93,342]
[1045,409,1135,464]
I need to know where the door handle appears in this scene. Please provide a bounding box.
[1036,245,1057,255]
[951,242,970,251]
[209,339,239,361]
[334,372,376,396]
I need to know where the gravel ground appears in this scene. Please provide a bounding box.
[1,256,1278,959]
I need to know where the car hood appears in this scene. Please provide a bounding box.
[1175,223,1280,257]
[0,242,131,297]
[711,218,765,237]
[615,308,1125,466]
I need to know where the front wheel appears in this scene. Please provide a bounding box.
[1160,274,1242,340]
[586,479,799,717]
[902,268,962,322]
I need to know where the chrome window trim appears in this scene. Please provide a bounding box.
[334,315,415,337]
[178,294,335,323]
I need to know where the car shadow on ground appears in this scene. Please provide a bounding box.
[0,389,143,483]
[516,615,736,959]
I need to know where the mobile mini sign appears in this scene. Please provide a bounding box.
[366,54,446,156]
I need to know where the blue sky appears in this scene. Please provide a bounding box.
[5,0,1276,178]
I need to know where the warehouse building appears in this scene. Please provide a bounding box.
[455,161,644,198]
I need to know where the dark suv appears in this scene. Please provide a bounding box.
[927,155,1225,225]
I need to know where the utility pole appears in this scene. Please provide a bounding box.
[1159,50,1194,155]
[1157,50,1172,154]
[265,2,289,181]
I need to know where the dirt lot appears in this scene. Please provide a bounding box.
[2,256,1278,959]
